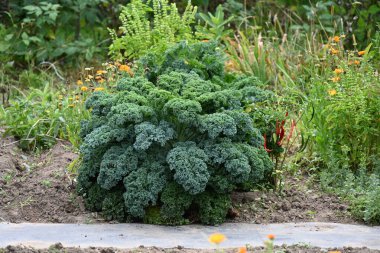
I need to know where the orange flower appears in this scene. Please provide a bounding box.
[76,80,83,85]
[328,89,337,96]
[330,48,339,55]
[333,68,344,74]
[238,247,247,253]
[267,234,275,240]
[208,233,226,244]
[98,78,105,83]
[328,251,341,253]
[119,64,131,72]
[331,76,341,82]
[332,36,340,42]
[358,50,366,56]
[354,60,360,65]
[202,39,209,42]
[81,86,88,92]
[94,87,105,92]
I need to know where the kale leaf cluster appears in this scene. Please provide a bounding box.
[77,41,273,224]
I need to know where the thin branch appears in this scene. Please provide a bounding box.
[39,61,65,81]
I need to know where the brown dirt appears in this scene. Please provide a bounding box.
[0,130,356,225]
[1,244,379,253]
[229,178,356,224]
[0,131,97,223]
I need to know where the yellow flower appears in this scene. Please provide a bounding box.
[69,97,73,101]
[98,78,105,83]
[358,50,366,56]
[76,80,83,85]
[58,95,63,100]
[208,233,226,244]
[68,104,75,108]
[88,75,94,79]
[81,86,88,92]
[94,87,105,92]
[330,48,339,55]
[332,36,340,42]
[96,70,107,75]
[331,76,341,82]
[328,89,337,96]
[333,68,344,74]
[85,78,90,82]
[75,95,80,100]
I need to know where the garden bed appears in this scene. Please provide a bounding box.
[0,131,356,225]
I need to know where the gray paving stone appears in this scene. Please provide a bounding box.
[0,222,379,249]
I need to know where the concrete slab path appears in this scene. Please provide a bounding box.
[0,222,379,250]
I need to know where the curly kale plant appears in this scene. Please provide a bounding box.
[77,42,273,225]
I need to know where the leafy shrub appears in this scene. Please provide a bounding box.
[109,0,197,60]
[77,41,273,224]
[1,0,112,67]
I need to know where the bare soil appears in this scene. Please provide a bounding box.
[0,132,96,223]
[0,130,356,224]
[229,180,355,224]
[2,243,379,253]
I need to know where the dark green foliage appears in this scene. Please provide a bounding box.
[84,184,107,212]
[123,161,168,218]
[77,41,273,224]
[102,191,128,222]
[195,192,231,225]
[160,183,193,224]
[97,145,138,190]
[167,142,209,195]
